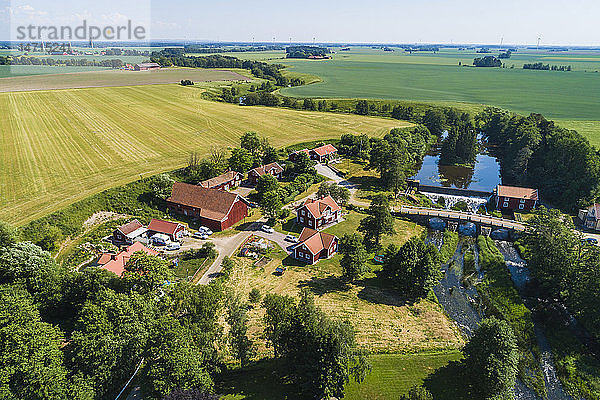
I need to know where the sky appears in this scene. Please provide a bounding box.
[1,0,599,46]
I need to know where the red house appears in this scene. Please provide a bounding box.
[112,219,147,245]
[296,195,341,230]
[248,162,284,185]
[199,170,242,191]
[134,62,160,71]
[97,242,159,277]
[294,227,337,264]
[147,219,186,242]
[494,185,539,212]
[310,144,338,163]
[167,182,248,231]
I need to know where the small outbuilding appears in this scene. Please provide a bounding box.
[199,170,242,191]
[493,185,539,212]
[134,62,160,71]
[248,162,284,185]
[147,219,186,242]
[112,219,147,245]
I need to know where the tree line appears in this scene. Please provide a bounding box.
[0,56,124,68]
[473,56,502,67]
[149,52,288,85]
[285,46,330,59]
[523,62,572,71]
[478,107,600,210]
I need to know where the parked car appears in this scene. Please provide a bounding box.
[165,242,181,251]
[261,224,274,234]
[583,237,598,245]
[274,266,287,276]
[285,234,298,242]
[193,232,209,240]
[199,226,213,235]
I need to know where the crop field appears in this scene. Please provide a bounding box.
[0,84,408,225]
[222,48,600,144]
[0,65,110,78]
[0,67,251,92]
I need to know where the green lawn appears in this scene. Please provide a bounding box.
[217,351,462,400]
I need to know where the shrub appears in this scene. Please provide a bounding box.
[249,288,261,304]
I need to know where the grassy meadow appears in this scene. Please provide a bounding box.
[0,84,409,225]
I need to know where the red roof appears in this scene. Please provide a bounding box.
[199,170,241,188]
[300,195,341,219]
[98,242,158,277]
[167,182,240,221]
[249,162,284,177]
[311,144,338,157]
[496,185,539,201]
[117,219,143,236]
[297,227,336,254]
[148,218,182,236]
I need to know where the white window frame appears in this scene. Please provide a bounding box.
[518,204,525,210]
[503,202,509,208]
[300,217,304,223]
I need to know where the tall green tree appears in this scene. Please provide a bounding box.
[225,290,254,367]
[260,191,283,220]
[240,131,261,155]
[0,221,17,248]
[317,182,350,205]
[358,194,395,247]
[0,285,70,400]
[262,290,370,398]
[228,148,254,173]
[463,317,519,399]
[422,109,446,135]
[383,237,441,299]
[339,233,369,282]
[355,100,369,115]
[123,252,174,293]
[255,174,280,199]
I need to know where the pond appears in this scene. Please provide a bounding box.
[411,143,501,192]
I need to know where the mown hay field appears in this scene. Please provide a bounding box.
[0,67,250,92]
[0,84,410,225]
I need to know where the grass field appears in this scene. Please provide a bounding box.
[218,351,462,399]
[0,67,250,92]
[0,84,409,225]
[0,65,111,78]
[226,213,460,355]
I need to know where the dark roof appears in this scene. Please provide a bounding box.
[168,182,240,221]
[199,171,241,188]
[117,219,143,236]
[249,162,284,177]
[147,219,182,235]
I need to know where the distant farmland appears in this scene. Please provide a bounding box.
[0,67,250,92]
[0,84,409,225]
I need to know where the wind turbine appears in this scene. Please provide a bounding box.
[537,37,541,50]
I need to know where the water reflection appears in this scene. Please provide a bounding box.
[412,147,501,192]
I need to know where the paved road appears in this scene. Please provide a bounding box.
[196,219,296,285]
[315,163,370,207]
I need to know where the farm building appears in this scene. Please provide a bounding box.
[134,62,160,71]
[112,219,147,245]
[248,162,284,185]
[147,219,186,242]
[167,182,248,231]
[294,227,337,264]
[579,204,600,231]
[199,170,242,190]
[493,185,539,212]
[97,241,158,277]
[296,195,341,230]
[310,144,338,162]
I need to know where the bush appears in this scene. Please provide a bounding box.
[249,288,261,304]
[438,231,458,263]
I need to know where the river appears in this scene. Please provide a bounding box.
[428,231,571,400]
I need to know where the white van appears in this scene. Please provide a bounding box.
[151,233,170,246]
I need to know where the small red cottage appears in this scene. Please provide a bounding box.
[493,185,539,212]
[248,162,284,185]
[167,182,248,231]
[97,242,158,277]
[112,219,147,245]
[147,219,186,242]
[310,144,338,163]
[294,227,337,264]
[199,170,242,191]
[296,195,341,230]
